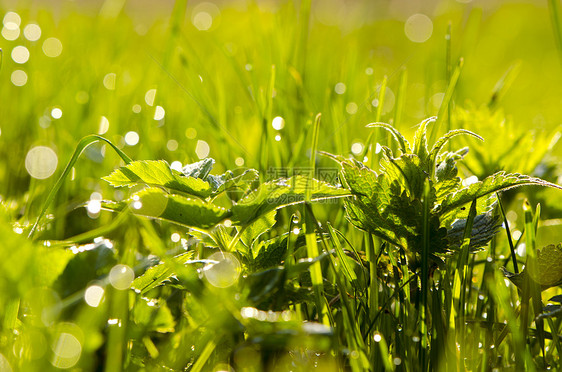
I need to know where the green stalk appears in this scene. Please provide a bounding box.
[304,114,327,324]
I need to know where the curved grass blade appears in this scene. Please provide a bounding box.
[29,135,132,238]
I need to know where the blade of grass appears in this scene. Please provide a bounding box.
[28,135,132,238]
[419,179,433,372]
[496,193,518,273]
[548,0,562,69]
[393,68,408,130]
[429,58,463,143]
[454,199,478,367]
[304,114,327,324]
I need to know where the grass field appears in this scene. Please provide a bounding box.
[2,0,562,370]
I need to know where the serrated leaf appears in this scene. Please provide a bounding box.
[447,211,502,251]
[103,188,230,230]
[231,176,350,226]
[380,150,427,200]
[435,147,469,182]
[181,158,215,179]
[429,130,482,174]
[132,252,194,294]
[439,172,562,219]
[412,117,436,166]
[103,160,212,198]
[252,233,308,271]
[240,210,277,250]
[527,243,562,288]
[209,168,259,196]
[366,122,411,153]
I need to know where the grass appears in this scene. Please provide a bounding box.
[2,1,562,371]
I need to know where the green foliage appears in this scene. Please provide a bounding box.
[102,158,348,231]
[4,2,562,371]
[331,120,561,270]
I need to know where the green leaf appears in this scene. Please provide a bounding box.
[103,160,212,198]
[208,168,259,196]
[502,243,562,291]
[447,211,501,251]
[181,158,215,179]
[527,243,562,288]
[412,116,436,166]
[435,147,468,182]
[380,149,427,200]
[132,252,201,295]
[252,233,308,270]
[231,175,350,226]
[240,210,277,250]
[429,130,482,174]
[366,122,411,153]
[439,172,562,219]
[103,188,230,230]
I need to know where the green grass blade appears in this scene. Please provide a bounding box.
[548,0,562,69]
[28,135,132,238]
[430,58,464,143]
[393,67,408,130]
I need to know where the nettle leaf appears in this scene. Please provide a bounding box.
[252,233,308,271]
[209,168,259,196]
[429,130,482,174]
[435,147,468,183]
[412,116,435,166]
[231,175,350,226]
[438,172,562,219]
[503,243,562,291]
[366,122,411,153]
[240,210,278,250]
[380,148,427,200]
[132,252,204,295]
[181,158,215,179]
[103,188,230,230]
[446,211,501,251]
[103,160,212,198]
[527,243,562,288]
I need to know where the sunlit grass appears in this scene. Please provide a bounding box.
[1,1,562,371]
